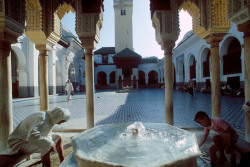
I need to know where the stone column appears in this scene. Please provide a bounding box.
[36,45,50,111]
[0,41,12,152]
[164,43,175,125]
[238,20,250,142]
[85,48,95,129]
[206,35,224,118]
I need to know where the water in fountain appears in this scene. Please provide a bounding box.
[73,122,201,167]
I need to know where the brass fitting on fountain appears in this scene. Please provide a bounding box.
[132,128,138,135]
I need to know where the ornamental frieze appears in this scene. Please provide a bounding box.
[212,0,230,27]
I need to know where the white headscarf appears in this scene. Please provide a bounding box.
[47,107,70,124]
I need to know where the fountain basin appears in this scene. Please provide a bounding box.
[72,122,201,167]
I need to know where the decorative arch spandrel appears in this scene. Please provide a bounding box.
[179,0,208,39]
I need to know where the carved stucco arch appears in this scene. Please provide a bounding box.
[55,2,76,20]
[54,2,76,40]
[11,46,28,96]
[198,46,210,79]
[179,0,207,39]
[11,46,26,71]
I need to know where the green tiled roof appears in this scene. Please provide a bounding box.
[113,48,141,58]
[94,47,116,54]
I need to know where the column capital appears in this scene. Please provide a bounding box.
[80,37,97,51]
[205,34,225,48]
[162,41,175,55]
[84,47,94,56]
[35,44,52,55]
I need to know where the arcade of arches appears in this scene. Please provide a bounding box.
[0,0,250,152]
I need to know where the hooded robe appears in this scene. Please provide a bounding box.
[6,107,70,156]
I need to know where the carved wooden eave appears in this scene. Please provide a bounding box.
[152,10,179,50]
[0,16,24,43]
[228,7,250,25]
[0,1,24,43]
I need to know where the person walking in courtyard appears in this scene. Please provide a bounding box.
[65,79,74,101]
[188,79,194,97]
[194,111,238,167]
[0,107,70,167]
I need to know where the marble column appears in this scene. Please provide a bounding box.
[238,20,250,142]
[0,41,12,152]
[164,43,175,125]
[206,35,224,118]
[36,45,49,111]
[85,48,95,129]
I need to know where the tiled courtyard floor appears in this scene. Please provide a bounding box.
[12,89,246,167]
[13,88,246,131]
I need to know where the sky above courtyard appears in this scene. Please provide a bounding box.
[61,0,192,59]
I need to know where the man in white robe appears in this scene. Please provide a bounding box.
[1,107,70,167]
[65,79,74,101]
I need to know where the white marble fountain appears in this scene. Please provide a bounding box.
[62,122,201,167]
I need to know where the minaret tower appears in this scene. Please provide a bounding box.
[114,0,133,53]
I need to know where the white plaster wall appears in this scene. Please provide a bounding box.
[108,54,115,63]
[56,45,67,86]
[94,54,102,64]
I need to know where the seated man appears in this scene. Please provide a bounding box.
[1,107,70,167]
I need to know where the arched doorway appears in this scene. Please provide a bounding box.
[201,50,210,78]
[138,71,145,87]
[177,60,185,86]
[148,70,158,87]
[188,55,196,80]
[223,38,241,75]
[110,71,116,84]
[97,71,107,88]
[223,38,242,90]
[123,68,131,87]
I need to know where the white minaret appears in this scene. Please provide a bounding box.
[114,0,133,53]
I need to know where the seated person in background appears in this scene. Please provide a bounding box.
[194,111,238,167]
[5,107,70,167]
[221,84,226,95]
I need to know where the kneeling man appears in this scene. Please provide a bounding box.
[6,107,70,167]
